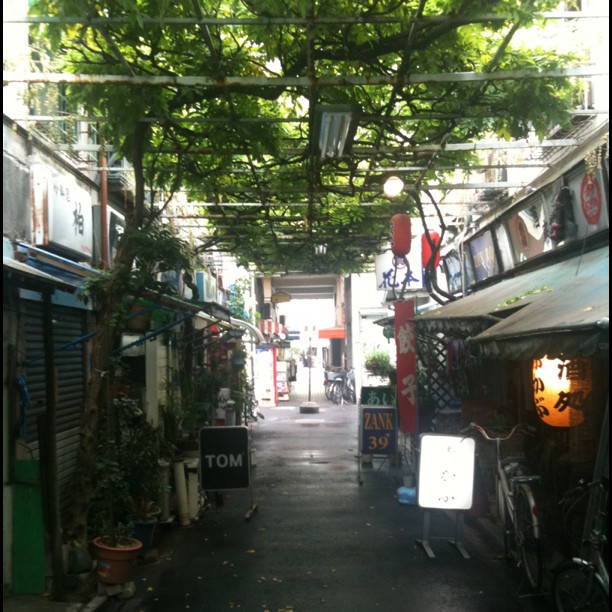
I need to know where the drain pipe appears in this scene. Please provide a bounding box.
[172,460,190,526]
[185,459,200,520]
[159,460,171,521]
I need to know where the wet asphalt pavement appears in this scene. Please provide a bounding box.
[4,367,558,612]
[98,366,556,612]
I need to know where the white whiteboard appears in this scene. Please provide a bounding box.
[418,434,475,510]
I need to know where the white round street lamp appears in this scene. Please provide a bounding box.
[383,175,404,198]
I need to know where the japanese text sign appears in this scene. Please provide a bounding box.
[394,299,417,433]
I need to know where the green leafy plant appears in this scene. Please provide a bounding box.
[364,349,395,378]
[90,398,166,543]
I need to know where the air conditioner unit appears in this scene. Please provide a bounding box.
[107,157,135,191]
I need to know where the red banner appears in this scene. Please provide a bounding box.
[394,299,417,433]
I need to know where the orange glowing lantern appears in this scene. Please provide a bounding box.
[421,232,441,270]
[532,357,592,427]
[391,214,412,257]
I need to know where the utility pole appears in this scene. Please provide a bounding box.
[307,336,312,403]
[300,335,319,414]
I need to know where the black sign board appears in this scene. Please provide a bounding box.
[360,406,397,455]
[200,426,250,490]
[360,386,396,406]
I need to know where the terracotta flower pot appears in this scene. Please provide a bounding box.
[92,536,143,584]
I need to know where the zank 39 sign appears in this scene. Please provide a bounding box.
[360,406,397,455]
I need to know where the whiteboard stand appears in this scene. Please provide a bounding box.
[416,510,470,559]
[416,434,476,561]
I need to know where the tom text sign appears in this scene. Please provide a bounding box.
[200,426,250,490]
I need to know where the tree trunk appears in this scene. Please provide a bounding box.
[67,251,133,545]
[67,124,148,546]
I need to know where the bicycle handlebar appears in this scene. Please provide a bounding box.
[460,421,534,442]
[559,477,608,505]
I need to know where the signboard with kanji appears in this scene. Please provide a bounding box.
[360,386,396,406]
[395,299,417,433]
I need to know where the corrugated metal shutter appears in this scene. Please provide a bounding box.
[22,299,87,523]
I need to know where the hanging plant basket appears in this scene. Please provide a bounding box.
[231,356,246,368]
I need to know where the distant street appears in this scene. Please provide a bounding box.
[106,365,555,612]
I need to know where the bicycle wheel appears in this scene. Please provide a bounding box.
[496,477,514,560]
[343,384,356,404]
[552,560,608,611]
[330,380,343,405]
[324,381,332,400]
[515,484,543,592]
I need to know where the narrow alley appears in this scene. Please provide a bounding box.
[95,364,555,612]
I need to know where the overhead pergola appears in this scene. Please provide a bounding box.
[4,1,608,276]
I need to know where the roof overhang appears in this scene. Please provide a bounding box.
[415,246,609,340]
[4,256,79,293]
[230,317,264,344]
[467,276,609,360]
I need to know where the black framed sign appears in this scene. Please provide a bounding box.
[360,406,397,455]
[200,426,250,490]
[360,386,396,406]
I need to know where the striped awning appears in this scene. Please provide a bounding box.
[259,319,288,337]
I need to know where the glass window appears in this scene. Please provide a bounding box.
[506,195,549,262]
[468,230,500,283]
[494,223,515,271]
[443,249,463,295]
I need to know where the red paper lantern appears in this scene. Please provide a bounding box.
[421,232,441,270]
[391,214,412,257]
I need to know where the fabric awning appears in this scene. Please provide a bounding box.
[4,256,79,293]
[16,242,96,287]
[259,319,288,337]
[467,276,609,360]
[415,246,609,338]
[318,326,347,340]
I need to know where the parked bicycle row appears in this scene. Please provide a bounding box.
[460,421,608,610]
[323,367,356,405]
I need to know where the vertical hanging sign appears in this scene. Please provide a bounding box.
[394,299,417,433]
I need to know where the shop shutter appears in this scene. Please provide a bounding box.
[22,299,87,522]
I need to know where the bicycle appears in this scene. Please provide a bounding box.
[462,422,544,591]
[551,477,608,611]
[323,367,344,400]
[329,368,356,405]
[233,381,264,426]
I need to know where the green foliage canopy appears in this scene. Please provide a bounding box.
[29,0,582,275]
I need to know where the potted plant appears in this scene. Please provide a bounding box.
[364,349,395,379]
[121,400,167,555]
[230,345,247,369]
[90,397,167,579]
[91,525,142,585]
[89,448,142,584]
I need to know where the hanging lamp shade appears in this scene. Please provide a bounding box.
[391,214,412,257]
[532,357,591,427]
[421,232,441,270]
